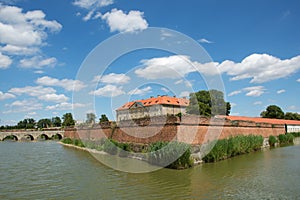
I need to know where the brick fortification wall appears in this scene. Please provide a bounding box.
[64,116,285,145]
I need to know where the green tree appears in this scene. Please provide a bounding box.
[37,118,52,128]
[86,113,96,124]
[17,118,36,129]
[186,90,231,116]
[62,113,75,127]
[99,114,109,123]
[51,116,62,127]
[284,112,300,120]
[260,105,284,119]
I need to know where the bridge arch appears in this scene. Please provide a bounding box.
[51,133,63,140]
[3,135,18,141]
[21,134,34,141]
[36,134,49,140]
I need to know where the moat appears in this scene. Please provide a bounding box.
[1,141,300,199]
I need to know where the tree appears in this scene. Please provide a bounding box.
[86,113,96,124]
[99,114,109,123]
[284,112,300,120]
[17,118,36,129]
[62,113,75,127]
[37,118,52,128]
[260,105,284,119]
[186,90,231,116]
[52,116,62,127]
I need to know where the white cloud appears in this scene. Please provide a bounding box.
[161,87,169,93]
[297,79,300,82]
[19,56,57,69]
[198,38,213,44]
[36,76,86,91]
[38,93,69,103]
[244,86,265,97]
[135,55,219,80]
[83,9,94,21]
[102,9,148,33]
[91,84,125,97]
[0,91,15,100]
[0,52,12,69]
[0,4,62,47]
[93,73,130,84]
[277,89,285,94]
[9,86,56,97]
[160,30,173,40]
[73,0,113,9]
[46,102,85,110]
[179,91,190,97]
[228,90,242,97]
[253,101,262,105]
[228,86,265,97]
[128,86,152,96]
[230,103,237,107]
[4,99,43,114]
[219,54,300,83]
[1,44,39,55]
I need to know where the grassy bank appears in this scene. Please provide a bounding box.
[61,138,193,169]
[203,135,264,163]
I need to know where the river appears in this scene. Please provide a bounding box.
[0,141,300,199]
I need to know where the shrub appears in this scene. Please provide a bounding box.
[268,135,277,147]
[148,141,193,169]
[291,132,300,137]
[103,139,118,155]
[61,137,73,144]
[74,139,85,147]
[278,134,288,145]
[204,135,264,163]
[286,133,294,144]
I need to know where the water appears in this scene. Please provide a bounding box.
[1,141,300,199]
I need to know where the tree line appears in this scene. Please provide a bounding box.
[260,105,300,120]
[0,112,110,130]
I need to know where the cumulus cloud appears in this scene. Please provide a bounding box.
[198,38,213,44]
[93,73,130,84]
[73,0,113,21]
[179,91,190,97]
[0,4,61,48]
[0,91,15,100]
[102,9,148,33]
[9,85,56,97]
[46,102,85,110]
[135,55,219,80]
[19,56,57,69]
[228,86,265,97]
[277,89,285,94]
[0,52,12,69]
[91,84,125,97]
[36,76,86,91]
[128,86,152,96]
[244,86,266,97]
[0,4,61,69]
[38,93,69,103]
[73,0,113,9]
[297,79,300,82]
[219,54,300,83]
[4,99,43,114]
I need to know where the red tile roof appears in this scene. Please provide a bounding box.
[218,115,300,125]
[117,96,189,111]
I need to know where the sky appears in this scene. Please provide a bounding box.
[0,0,300,125]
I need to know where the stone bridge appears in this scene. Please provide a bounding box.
[0,130,64,141]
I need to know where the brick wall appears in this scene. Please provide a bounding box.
[64,116,286,145]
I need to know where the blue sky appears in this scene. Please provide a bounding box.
[0,0,299,125]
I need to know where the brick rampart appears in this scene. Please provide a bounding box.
[64,116,286,145]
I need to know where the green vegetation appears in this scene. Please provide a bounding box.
[278,133,294,145]
[61,138,193,169]
[291,132,300,137]
[99,114,109,123]
[268,135,278,147]
[260,105,300,121]
[203,135,264,163]
[62,113,75,127]
[186,90,231,116]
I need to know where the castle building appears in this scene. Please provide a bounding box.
[116,95,189,121]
